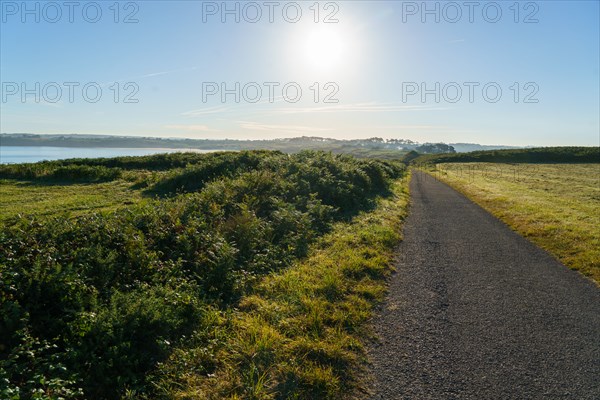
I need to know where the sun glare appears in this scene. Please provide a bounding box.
[303,26,346,71]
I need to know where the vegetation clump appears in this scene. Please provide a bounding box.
[0,163,122,183]
[413,146,600,164]
[0,151,406,399]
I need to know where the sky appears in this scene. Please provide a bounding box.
[1,0,599,146]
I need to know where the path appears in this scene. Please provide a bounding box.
[368,171,600,399]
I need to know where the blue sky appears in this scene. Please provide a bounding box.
[1,0,598,145]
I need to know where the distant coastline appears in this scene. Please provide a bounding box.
[0,133,524,153]
[0,146,218,164]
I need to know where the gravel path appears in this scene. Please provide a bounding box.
[368,171,600,399]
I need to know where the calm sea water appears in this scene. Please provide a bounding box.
[0,146,217,164]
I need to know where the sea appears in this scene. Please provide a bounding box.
[0,146,217,164]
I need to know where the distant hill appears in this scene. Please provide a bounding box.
[413,147,600,164]
[1,133,235,150]
[449,143,524,153]
[0,134,464,159]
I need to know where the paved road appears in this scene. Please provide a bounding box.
[368,171,600,399]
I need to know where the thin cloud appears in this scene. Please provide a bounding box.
[164,124,217,132]
[16,97,63,108]
[371,124,477,134]
[103,67,198,87]
[39,101,63,108]
[140,66,199,79]
[274,103,448,114]
[254,95,287,105]
[238,121,334,135]
[141,71,170,78]
[374,125,454,130]
[181,106,228,117]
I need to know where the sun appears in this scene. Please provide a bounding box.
[303,26,346,71]
[286,18,362,79]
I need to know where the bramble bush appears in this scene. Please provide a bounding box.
[0,151,404,399]
[0,163,121,183]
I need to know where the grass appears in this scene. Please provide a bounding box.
[431,163,600,284]
[413,146,599,164]
[149,176,411,399]
[0,178,144,222]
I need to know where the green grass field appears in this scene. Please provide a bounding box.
[414,146,599,164]
[433,163,600,284]
[0,179,144,222]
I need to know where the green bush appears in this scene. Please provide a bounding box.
[148,151,277,194]
[413,146,600,164]
[0,151,404,399]
[0,163,121,182]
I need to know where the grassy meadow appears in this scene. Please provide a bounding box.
[432,163,600,284]
[0,180,144,222]
[414,146,599,164]
[0,151,409,399]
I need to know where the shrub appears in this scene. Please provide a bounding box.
[0,163,121,182]
[0,151,405,399]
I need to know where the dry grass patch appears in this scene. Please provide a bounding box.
[432,163,599,284]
